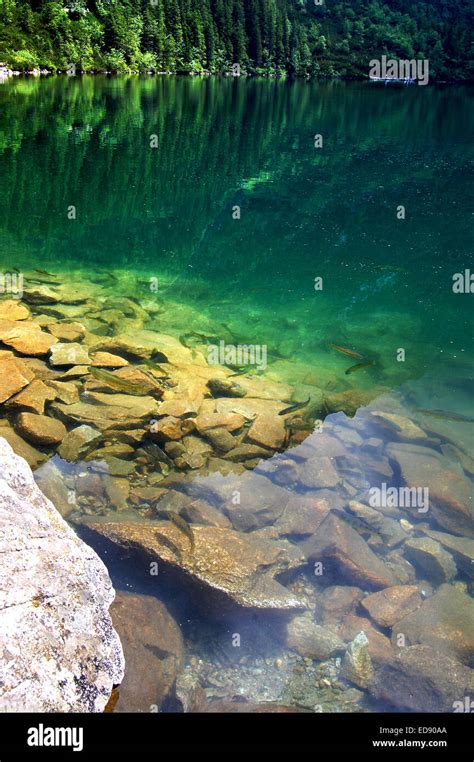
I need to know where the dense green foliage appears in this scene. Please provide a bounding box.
[0,0,472,78]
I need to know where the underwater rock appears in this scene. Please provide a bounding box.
[47,322,86,342]
[15,412,67,446]
[0,319,58,356]
[195,409,246,434]
[0,299,30,321]
[89,351,129,368]
[94,330,197,365]
[203,426,236,453]
[247,412,286,450]
[297,456,341,490]
[215,472,289,531]
[286,614,345,660]
[103,475,130,512]
[49,341,91,366]
[22,285,60,304]
[360,586,422,629]
[180,499,231,528]
[347,501,407,547]
[207,377,246,398]
[52,397,158,431]
[81,518,306,611]
[0,424,46,469]
[4,379,57,414]
[0,356,35,403]
[391,584,474,666]
[45,379,80,404]
[341,631,373,689]
[302,513,398,590]
[387,443,474,538]
[274,495,330,537]
[58,424,102,461]
[316,586,363,626]
[158,399,200,418]
[0,437,124,711]
[423,529,474,579]
[224,443,274,462]
[369,645,474,712]
[370,411,428,442]
[339,614,394,666]
[34,459,75,518]
[404,537,457,584]
[110,591,184,713]
[150,415,195,441]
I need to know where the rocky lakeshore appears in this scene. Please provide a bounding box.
[0,270,472,713]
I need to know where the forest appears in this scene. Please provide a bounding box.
[0,0,472,79]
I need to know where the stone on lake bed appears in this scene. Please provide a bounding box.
[89,351,129,367]
[297,456,341,490]
[301,513,398,590]
[81,519,307,611]
[0,299,30,321]
[150,415,195,441]
[52,397,158,431]
[49,342,91,366]
[4,379,57,414]
[274,495,330,537]
[195,410,246,434]
[360,585,423,629]
[224,443,274,462]
[317,586,363,626]
[44,379,80,404]
[22,285,60,304]
[341,631,373,689]
[370,411,428,441]
[247,412,287,450]
[0,356,36,403]
[403,537,457,583]
[391,584,474,666]
[387,442,474,537]
[15,412,67,446]
[286,614,345,660]
[46,322,86,342]
[369,645,474,712]
[0,319,58,356]
[0,425,46,469]
[58,424,102,461]
[423,529,474,579]
[109,592,184,712]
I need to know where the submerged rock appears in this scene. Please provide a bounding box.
[49,342,91,366]
[404,537,457,584]
[302,513,398,590]
[47,322,86,342]
[369,645,474,712]
[81,518,306,611]
[317,586,363,626]
[0,424,46,469]
[0,356,35,403]
[286,614,345,659]
[0,437,124,711]
[58,424,102,461]
[341,631,373,689]
[15,412,67,446]
[0,299,30,321]
[391,584,474,666]
[360,585,423,629]
[110,592,184,712]
[423,529,474,579]
[4,379,57,414]
[0,319,57,356]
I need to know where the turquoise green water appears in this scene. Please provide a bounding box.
[0,76,473,398]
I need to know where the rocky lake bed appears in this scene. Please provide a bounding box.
[0,269,473,713]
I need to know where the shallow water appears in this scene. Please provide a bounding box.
[0,76,472,713]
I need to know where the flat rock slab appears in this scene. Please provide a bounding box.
[302,513,398,590]
[392,584,474,666]
[360,585,423,628]
[0,356,35,403]
[369,645,474,712]
[0,300,30,321]
[5,379,57,414]
[0,319,58,356]
[82,518,306,611]
[49,342,91,366]
[404,537,457,583]
[0,437,124,711]
[16,412,67,446]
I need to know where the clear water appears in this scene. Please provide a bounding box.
[0,76,472,713]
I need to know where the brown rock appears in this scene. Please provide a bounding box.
[0,426,46,469]
[150,416,194,441]
[404,538,457,584]
[0,356,35,403]
[317,586,363,626]
[58,425,102,461]
[339,614,394,664]
[341,631,373,688]
[392,584,474,666]
[195,410,245,434]
[0,300,30,321]
[275,495,330,537]
[88,351,129,367]
[104,476,130,512]
[52,397,158,431]
[82,519,306,611]
[360,586,422,629]
[47,322,86,342]
[369,645,474,712]
[45,380,79,405]
[370,411,428,441]
[423,529,474,579]
[110,592,184,712]
[157,399,199,417]
[49,342,91,366]
[286,614,345,659]
[247,413,286,450]
[16,412,67,446]
[4,379,57,414]
[387,443,474,537]
[297,457,341,489]
[0,319,57,356]
[302,513,398,590]
[225,444,273,462]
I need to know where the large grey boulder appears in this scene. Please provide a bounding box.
[0,437,124,712]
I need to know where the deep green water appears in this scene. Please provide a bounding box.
[0,76,473,396]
